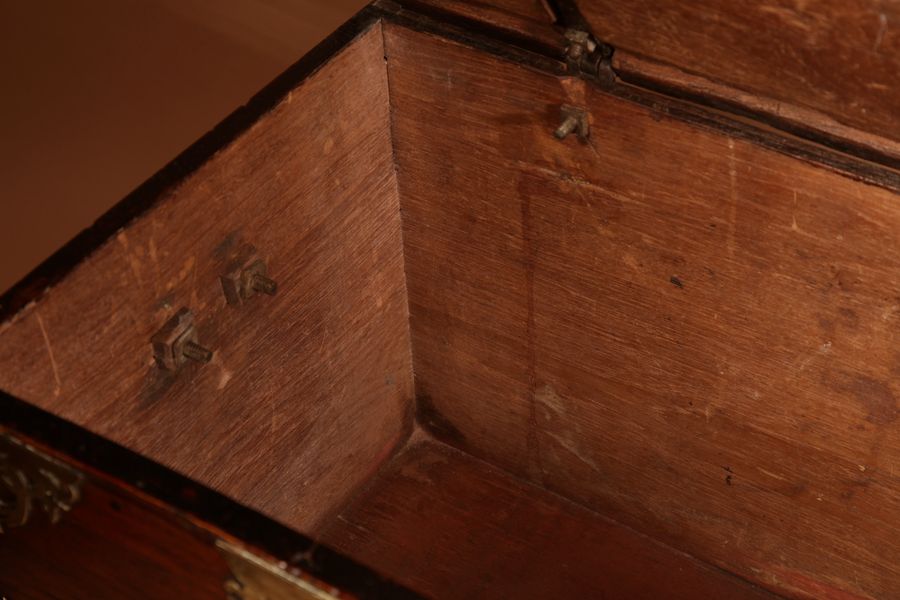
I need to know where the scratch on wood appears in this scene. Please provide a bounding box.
[757,467,789,482]
[875,13,888,52]
[215,355,233,390]
[521,187,544,481]
[545,431,603,473]
[518,162,634,205]
[727,139,738,257]
[148,235,162,295]
[271,394,276,434]
[35,311,61,397]
[757,5,815,33]
[791,190,801,232]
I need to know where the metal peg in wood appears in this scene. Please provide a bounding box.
[554,105,590,141]
[221,248,278,307]
[151,308,213,370]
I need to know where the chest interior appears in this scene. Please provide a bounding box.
[2,13,899,600]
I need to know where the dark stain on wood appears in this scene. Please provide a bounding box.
[212,230,242,261]
[833,373,899,426]
[416,393,467,447]
[137,366,177,408]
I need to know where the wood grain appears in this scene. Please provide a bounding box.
[398,0,562,49]
[320,436,779,600]
[612,51,900,169]
[0,476,231,600]
[386,25,900,599]
[0,403,425,600]
[0,23,414,533]
[579,0,900,148]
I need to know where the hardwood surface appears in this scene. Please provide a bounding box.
[399,0,562,50]
[578,0,900,149]
[612,51,900,169]
[0,24,414,533]
[320,436,779,600]
[386,24,900,599]
[0,476,231,600]
[0,400,424,600]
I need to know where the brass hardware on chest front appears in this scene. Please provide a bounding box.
[221,246,278,307]
[151,307,214,370]
[0,434,83,532]
[217,540,340,600]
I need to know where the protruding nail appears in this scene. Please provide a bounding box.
[250,273,278,296]
[554,105,590,141]
[554,115,579,139]
[151,308,214,370]
[220,246,278,306]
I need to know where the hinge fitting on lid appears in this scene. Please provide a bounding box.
[564,29,613,82]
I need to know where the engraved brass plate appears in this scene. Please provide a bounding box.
[0,433,83,532]
[217,540,341,600]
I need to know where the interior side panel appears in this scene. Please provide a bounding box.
[0,23,413,533]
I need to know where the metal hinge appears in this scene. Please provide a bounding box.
[563,29,614,83]
[0,433,83,532]
[218,540,342,600]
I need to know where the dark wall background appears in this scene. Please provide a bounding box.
[0,0,366,292]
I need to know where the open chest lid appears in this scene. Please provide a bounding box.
[409,0,900,163]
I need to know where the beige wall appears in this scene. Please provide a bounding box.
[0,0,366,292]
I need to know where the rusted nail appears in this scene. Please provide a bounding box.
[182,340,213,363]
[248,268,277,296]
[221,247,278,306]
[554,105,590,141]
[555,115,580,139]
[151,308,213,370]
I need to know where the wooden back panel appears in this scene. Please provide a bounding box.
[0,23,413,532]
[579,0,900,149]
[387,24,900,599]
[411,0,900,163]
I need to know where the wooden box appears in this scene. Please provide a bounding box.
[2,1,899,598]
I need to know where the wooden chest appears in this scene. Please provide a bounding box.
[2,1,899,598]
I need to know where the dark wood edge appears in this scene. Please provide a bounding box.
[5,0,900,325]
[378,1,900,193]
[605,81,900,193]
[374,0,566,74]
[615,66,900,173]
[381,0,566,58]
[0,391,424,600]
[551,0,900,172]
